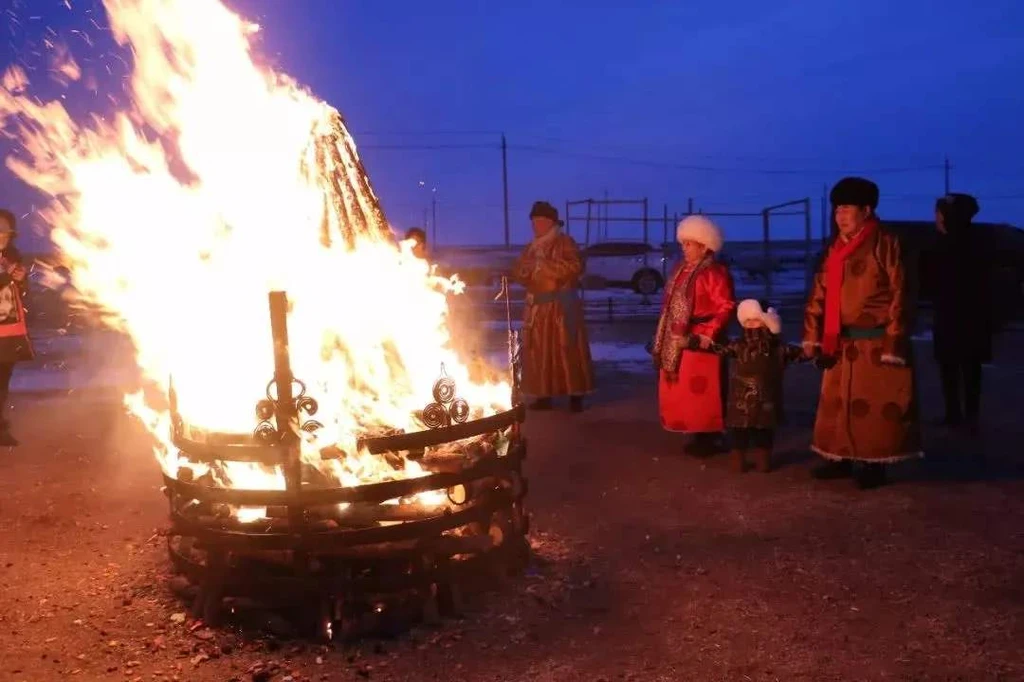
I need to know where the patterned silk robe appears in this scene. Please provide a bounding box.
[714,333,806,430]
[653,258,735,433]
[0,246,32,364]
[512,231,594,397]
[803,228,923,462]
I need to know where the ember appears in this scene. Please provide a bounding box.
[0,0,531,638]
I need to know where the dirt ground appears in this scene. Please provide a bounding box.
[1,324,1023,682]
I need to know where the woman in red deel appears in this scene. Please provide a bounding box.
[651,215,735,455]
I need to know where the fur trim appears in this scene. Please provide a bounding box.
[676,215,724,253]
[736,298,782,335]
[811,445,923,464]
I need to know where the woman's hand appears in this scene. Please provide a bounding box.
[698,335,713,350]
[8,263,26,282]
[664,370,678,384]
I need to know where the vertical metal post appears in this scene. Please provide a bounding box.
[821,184,829,244]
[803,198,813,293]
[944,155,950,194]
[662,204,669,278]
[687,197,694,216]
[431,192,437,246]
[501,134,510,249]
[642,198,649,245]
[585,200,593,246]
[564,200,571,239]
[762,209,772,301]
[268,291,302,530]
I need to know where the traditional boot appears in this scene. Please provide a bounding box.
[0,418,18,447]
[528,397,552,411]
[752,447,772,473]
[568,395,584,413]
[729,448,747,473]
[810,458,853,480]
[685,433,717,458]
[855,463,887,490]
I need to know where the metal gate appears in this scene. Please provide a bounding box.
[677,198,816,303]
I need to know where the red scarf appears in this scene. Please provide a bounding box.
[822,219,877,355]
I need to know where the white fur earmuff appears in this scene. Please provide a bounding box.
[736,298,782,335]
[676,215,724,253]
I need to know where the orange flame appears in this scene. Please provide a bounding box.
[0,0,509,501]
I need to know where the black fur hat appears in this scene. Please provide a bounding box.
[830,177,879,209]
[529,201,563,226]
[935,193,979,222]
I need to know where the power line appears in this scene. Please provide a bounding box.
[351,130,503,137]
[509,144,944,176]
[359,143,495,150]
[354,138,950,176]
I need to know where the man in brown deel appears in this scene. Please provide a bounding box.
[802,177,922,489]
[512,201,594,412]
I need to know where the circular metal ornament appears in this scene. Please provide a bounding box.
[422,402,449,429]
[448,398,470,424]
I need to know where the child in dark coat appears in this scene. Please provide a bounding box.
[688,299,828,473]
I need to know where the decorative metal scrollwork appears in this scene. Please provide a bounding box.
[422,363,471,429]
[254,376,323,440]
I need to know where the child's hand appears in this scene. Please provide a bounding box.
[698,335,713,350]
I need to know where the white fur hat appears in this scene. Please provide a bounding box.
[676,215,724,253]
[737,299,782,335]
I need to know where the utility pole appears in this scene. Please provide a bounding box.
[943,155,951,194]
[501,133,510,249]
[602,188,609,240]
[431,190,437,245]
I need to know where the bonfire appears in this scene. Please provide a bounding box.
[0,0,512,502]
[1,0,528,637]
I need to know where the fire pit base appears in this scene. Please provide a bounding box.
[158,291,531,641]
[165,530,530,640]
[162,434,530,642]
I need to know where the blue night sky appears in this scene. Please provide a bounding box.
[2,0,1024,251]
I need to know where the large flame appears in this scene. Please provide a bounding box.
[0,0,510,495]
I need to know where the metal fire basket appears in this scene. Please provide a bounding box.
[161,290,528,640]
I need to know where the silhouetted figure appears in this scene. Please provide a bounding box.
[933,193,990,436]
[0,209,33,447]
[404,227,428,260]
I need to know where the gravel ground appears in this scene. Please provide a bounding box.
[1,327,1022,681]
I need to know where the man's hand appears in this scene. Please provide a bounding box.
[9,264,26,283]
[802,342,817,359]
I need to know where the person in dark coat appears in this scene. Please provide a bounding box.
[404,227,428,260]
[932,193,991,435]
[0,209,33,446]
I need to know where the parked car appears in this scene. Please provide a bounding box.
[581,241,665,295]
